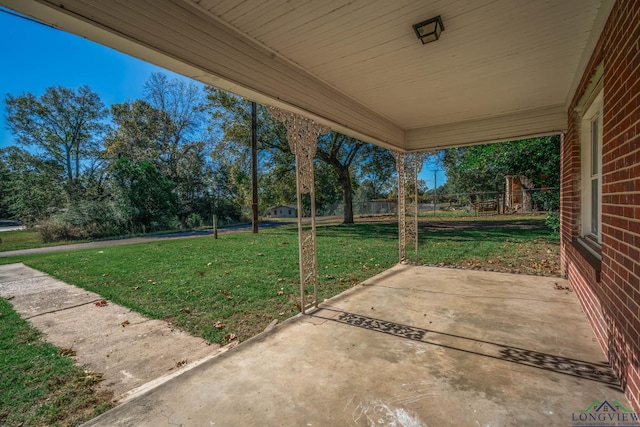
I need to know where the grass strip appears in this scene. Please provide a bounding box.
[0,299,111,426]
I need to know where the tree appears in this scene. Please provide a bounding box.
[206,87,294,210]
[104,99,172,163]
[143,73,210,221]
[315,133,364,223]
[206,87,396,223]
[356,147,396,200]
[0,146,65,225]
[105,74,212,222]
[440,136,561,210]
[143,73,206,180]
[5,85,107,201]
[111,158,176,228]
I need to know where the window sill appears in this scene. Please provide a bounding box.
[578,236,602,261]
[571,238,602,283]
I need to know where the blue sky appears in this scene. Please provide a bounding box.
[0,7,188,149]
[0,7,446,186]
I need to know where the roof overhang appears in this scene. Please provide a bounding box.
[0,0,614,151]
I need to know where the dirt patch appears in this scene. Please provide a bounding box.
[422,217,561,274]
[423,219,543,231]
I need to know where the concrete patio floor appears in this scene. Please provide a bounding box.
[84,264,630,426]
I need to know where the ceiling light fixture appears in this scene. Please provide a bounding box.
[413,15,444,45]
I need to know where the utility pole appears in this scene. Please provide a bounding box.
[433,170,437,216]
[251,101,259,233]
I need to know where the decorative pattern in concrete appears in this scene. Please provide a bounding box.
[81,264,634,426]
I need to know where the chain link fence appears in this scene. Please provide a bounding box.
[316,187,558,218]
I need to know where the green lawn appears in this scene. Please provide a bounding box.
[0,218,558,426]
[0,229,50,252]
[0,299,111,426]
[1,219,559,344]
[0,229,95,252]
[2,224,399,344]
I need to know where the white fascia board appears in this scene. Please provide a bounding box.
[1,0,405,150]
[564,0,615,109]
[406,105,567,151]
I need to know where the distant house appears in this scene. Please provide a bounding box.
[269,205,297,218]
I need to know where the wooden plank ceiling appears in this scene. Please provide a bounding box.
[1,0,610,150]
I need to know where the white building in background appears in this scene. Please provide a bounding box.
[269,205,297,218]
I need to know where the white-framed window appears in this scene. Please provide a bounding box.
[580,89,603,251]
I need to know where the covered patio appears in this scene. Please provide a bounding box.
[84,265,626,426]
[2,0,638,418]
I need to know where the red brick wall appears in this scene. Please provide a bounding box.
[562,0,640,412]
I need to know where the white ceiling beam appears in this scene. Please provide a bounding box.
[406,105,567,151]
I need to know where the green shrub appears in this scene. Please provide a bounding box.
[37,217,75,243]
[37,201,127,242]
[185,213,203,229]
[545,211,560,233]
[532,190,559,212]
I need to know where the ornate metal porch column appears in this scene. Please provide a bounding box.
[268,107,329,314]
[393,152,426,263]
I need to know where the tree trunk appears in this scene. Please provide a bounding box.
[339,169,354,224]
[519,175,535,212]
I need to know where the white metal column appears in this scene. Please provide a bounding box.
[268,107,329,313]
[393,152,426,263]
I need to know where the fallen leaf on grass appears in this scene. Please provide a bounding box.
[102,273,109,277]
[213,321,226,329]
[225,333,238,343]
[180,307,191,314]
[278,312,285,316]
[133,286,140,290]
[198,271,205,277]
[59,348,76,356]
[121,320,130,327]
[95,300,108,307]
[256,253,264,257]
[224,270,231,274]
[220,289,228,294]
[80,370,103,384]
[277,289,284,296]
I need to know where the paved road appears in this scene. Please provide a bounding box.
[0,221,292,258]
[0,226,25,232]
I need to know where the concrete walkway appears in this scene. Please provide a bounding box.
[81,264,632,426]
[0,263,221,401]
